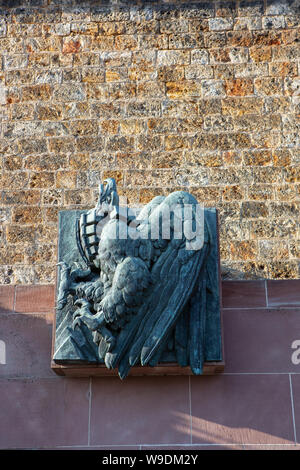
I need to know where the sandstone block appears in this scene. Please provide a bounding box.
[162,100,198,117]
[91,7,130,22]
[157,50,190,66]
[160,19,189,33]
[169,33,205,49]
[214,64,235,79]
[10,103,34,120]
[53,84,86,101]
[243,150,272,166]
[5,70,34,86]
[268,261,299,279]
[71,22,98,35]
[137,81,165,99]
[191,49,209,64]
[265,1,293,15]
[209,18,234,31]
[29,172,55,189]
[248,184,274,200]
[1,190,41,206]
[3,55,28,70]
[12,206,42,225]
[36,104,63,120]
[225,78,253,96]
[138,34,168,50]
[6,225,35,244]
[56,171,77,189]
[166,81,201,99]
[75,136,104,153]
[126,101,161,117]
[241,201,269,218]
[238,1,264,16]
[185,65,214,80]
[114,35,138,51]
[269,62,297,77]
[100,119,120,135]
[180,3,214,19]
[262,15,285,29]
[230,241,257,261]
[158,66,184,82]
[222,97,264,115]
[249,46,272,62]
[254,77,283,95]
[22,84,52,101]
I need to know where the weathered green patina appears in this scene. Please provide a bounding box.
[53,179,222,379]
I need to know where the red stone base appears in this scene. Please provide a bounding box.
[0,280,300,449]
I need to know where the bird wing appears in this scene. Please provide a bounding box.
[113,222,210,379]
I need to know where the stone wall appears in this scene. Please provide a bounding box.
[0,0,299,284]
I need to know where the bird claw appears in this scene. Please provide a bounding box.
[79,313,103,331]
[73,311,99,331]
[72,316,82,330]
[72,298,115,353]
[107,336,116,352]
[73,299,105,332]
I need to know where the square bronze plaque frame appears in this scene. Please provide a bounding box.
[51,208,225,377]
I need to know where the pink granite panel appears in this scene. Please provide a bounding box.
[223,308,300,373]
[291,375,300,444]
[90,376,190,446]
[15,285,55,313]
[267,280,300,307]
[191,374,294,445]
[0,286,15,313]
[141,444,244,450]
[243,445,299,450]
[0,313,54,378]
[222,281,267,308]
[0,378,89,449]
[53,446,140,450]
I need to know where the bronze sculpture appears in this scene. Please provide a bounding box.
[53,179,222,379]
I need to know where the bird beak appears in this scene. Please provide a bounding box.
[75,299,91,307]
[100,185,109,203]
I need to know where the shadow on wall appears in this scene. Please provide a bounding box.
[179,373,296,446]
[89,373,296,448]
[91,372,298,448]
[0,312,54,379]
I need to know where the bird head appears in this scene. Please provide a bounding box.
[56,261,71,273]
[96,178,119,213]
[100,178,117,203]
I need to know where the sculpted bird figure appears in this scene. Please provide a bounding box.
[57,178,213,379]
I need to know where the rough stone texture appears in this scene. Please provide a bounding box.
[0,0,299,283]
